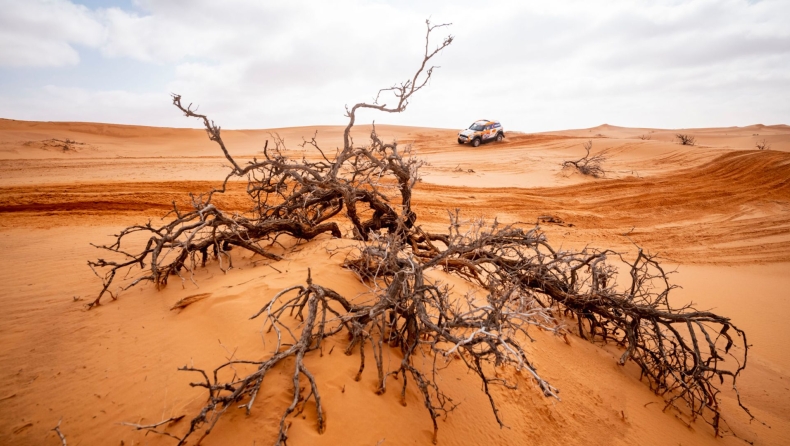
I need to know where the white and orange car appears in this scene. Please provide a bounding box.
[457,120,505,147]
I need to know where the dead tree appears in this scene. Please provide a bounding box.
[562,140,608,177]
[676,134,696,146]
[91,20,752,446]
[755,139,770,150]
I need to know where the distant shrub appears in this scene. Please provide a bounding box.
[675,134,696,146]
[755,139,770,150]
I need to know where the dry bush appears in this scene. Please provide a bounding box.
[638,134,651,140]
[24,138,88,152]
[562,140,608,178]
[676,133,696,146]
[755,139,770,150]
[88,21,752,446]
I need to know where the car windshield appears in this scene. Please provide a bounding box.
[469,123,485,131]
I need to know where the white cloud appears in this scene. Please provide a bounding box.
[0,0,788,130]
[0,0,104,67]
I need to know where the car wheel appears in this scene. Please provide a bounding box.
[457,139,464,144]
[496,133,504,142]
[472,138,481,147]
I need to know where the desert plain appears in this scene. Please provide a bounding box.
[0,118,788,445]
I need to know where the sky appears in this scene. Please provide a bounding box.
[0,0,788,132]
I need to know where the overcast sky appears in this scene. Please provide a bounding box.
[0,0,788,131]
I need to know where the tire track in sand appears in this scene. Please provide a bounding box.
[1,150,788,263]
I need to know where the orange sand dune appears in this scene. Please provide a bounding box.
[0,119,789,445]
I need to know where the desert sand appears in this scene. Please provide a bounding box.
[0,118,788,445]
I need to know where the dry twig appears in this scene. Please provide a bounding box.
[52,418,67,446]
[120,415,185,441]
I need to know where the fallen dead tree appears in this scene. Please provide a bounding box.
[562,140,608,177]
[88,20,751,446]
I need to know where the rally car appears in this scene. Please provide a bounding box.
[457,120,505,147]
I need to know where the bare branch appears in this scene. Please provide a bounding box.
[676,134,696,146]
[120,416,185,441]
[52,418,67,446]
[562,140,608,177]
